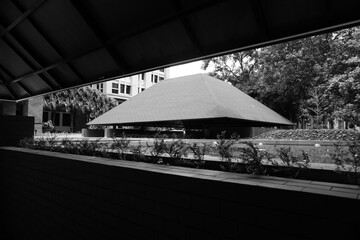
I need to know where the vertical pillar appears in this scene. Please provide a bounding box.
[22,96,44,135]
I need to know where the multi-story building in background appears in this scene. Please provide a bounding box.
[91,68,169,103]
[42,68,170,133]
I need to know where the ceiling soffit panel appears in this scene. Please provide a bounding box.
[0,0,359,101]
[115,20,198,70]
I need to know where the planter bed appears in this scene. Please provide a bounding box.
[20,135,360,186]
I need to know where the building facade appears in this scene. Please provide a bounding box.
[91,68,169,103]
[42,68,169,133]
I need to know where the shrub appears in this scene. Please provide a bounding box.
[254,129,360,141]
[42,120,55,133]
[147,132,168,162]
[165,138,188,160]
[130,142,147,162]
[272,146,310,178]
[237,141,272,175]
[215,131,239,162]
[331,139,360,185]
[188,142,207,161]
[77,138,105,156]
[19,137,36,149]
[111,132,131,160]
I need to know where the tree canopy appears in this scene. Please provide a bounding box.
[43,86,118,131]
[202,26,360,128]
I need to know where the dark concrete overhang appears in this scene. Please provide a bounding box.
[1,0,360,101]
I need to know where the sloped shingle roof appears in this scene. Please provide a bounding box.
[87,74,294,127]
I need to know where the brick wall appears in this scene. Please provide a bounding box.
[0,147,359,240]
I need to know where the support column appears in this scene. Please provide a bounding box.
[21,96,44,135]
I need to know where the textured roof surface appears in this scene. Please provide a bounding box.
[88,74,293,126]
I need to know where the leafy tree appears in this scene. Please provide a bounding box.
[201,50,258,94]
[202,26,360,128]
[43,86,118,132]
[300,85,330,128]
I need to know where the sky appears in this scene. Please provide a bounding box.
[167,60,211,78]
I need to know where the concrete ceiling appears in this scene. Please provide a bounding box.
[1,0,360,101]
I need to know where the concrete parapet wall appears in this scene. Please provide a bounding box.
[0,147,359,239]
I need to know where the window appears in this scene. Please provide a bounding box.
[159,76,164,81]
[154,75,158,83]
[96,83,104,92]
[141,88,145,92]
[126,85,131,94]
[53,112,60,126]
[140,73,145,80]
[112,82,119,94]
[62,113,71,127]
[43,111,49,122]
[120,84,125,93]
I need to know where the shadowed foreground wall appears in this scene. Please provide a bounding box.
[0,116,34,146]
[0,147,359,240]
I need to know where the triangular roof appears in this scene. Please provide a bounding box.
[87,74,294,127]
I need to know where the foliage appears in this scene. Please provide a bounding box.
[76,139,106,156]
[165,137,188,160]
[274,146,297,166]
[130,142,147,162]
[146,132,168,163]
[202,26,360,126]
[300,85,330,128]
[202,50,258,94]
[273,146,310,178]
[42,120,55,133]
[19,135,106,157]
[331,139,360,185]
[19,137,37,149]
[188,142,207,162]
[236,141,272,175]
[18,131,360,185]
[254,129,360,141]
[43,86,118,131]
[111,132,131,160]
[214,131,239,162]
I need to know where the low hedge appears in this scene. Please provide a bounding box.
[18,132,360,186]
[253,129,360,141]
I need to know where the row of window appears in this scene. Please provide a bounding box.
[139,69,164,80]
[95,83,104,92]
[112,82,131,94]
[151,74,164,83]
[43,111,71,127]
